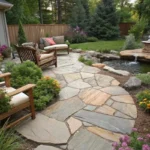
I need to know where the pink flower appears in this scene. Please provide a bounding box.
[122,142,128,147]
[112,142,119,147]
[137,137,143,141]
[119,147,124,150]
[147,134,150,138]
[125,147,132,150]
[132,128,137,132]
[142,144,150,150]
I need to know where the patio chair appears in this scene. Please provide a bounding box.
[15,44,57,69]
[0,72,36,129]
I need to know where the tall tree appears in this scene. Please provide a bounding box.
[88,0,119,39]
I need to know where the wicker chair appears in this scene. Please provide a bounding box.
[0,73,36,129]
[15,45,57,69]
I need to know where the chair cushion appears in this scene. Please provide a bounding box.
[40,52,54,60]
[38,57,55,65]
[44,44,68,50]
[4,87,29,107]
[53,36,64,44]
[45,38,56,45]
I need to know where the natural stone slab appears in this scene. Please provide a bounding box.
[88,126,122,142]
[68,129,112,150]
[124,77,141,89]
[55,74,64,81]
[106,99,114,106]
[59,80,67,88]
[92,63,105,69]
[81,66,100,74]
[95,105,116,115]
[111,95,134,104]
[84,105,97,111]
[42,97,85,121]
[111,80,120,86]
[100,86,129,96]
[43,70,56,78]
[81,72,94,79]
[84,77,98,87]
[63,73,81,83]
[34,145,62,150]
[83,122,93,127]
[67,117,82,134]
[95,74,114,87]
[59,87,79,100]
[17,114,70,144]
[72,49,82,53]
[112,102,137,119]
[115,111,132,119]
[74,110,135,134]
[68,79,91,89]
[79,88,110,106]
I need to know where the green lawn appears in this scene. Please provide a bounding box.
[70,40,125,52]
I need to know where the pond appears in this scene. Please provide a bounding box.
[103,60,150,74]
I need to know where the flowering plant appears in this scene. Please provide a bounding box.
[112,128,150,150]
[0,44,11,58]
[0,45,7,53]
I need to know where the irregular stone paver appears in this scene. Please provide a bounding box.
[74,110,135,134]
[95,74,114,87]
[100,86,129,95]
[67,117,82,134]
[115,111,132,119]
[17,114,70,144]
[106,99,114,106]
[81,66,100,74]
[84,105,97,111]
[79,88,110,106]
[84,77,98,86]
[88,126,123,142]
[59,87,79,100]
[111,95,134,104]
[95,105,116,115]
[68,79,91,89]
[34,145,62,150]
[80,72,94,79]
[59,80,67,88]
[63,73,81,83]
[83,122,93,127]
[111,80,120,86]
[42,97,85,121]
[55,74,64,81]
[112,102,137,119]
[43,70,56,78]
[68,129,112,150]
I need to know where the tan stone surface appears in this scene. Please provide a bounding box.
[79,88,110,106]
[92,63,105,69]
[95,105,116,115]
[67,117,82,134]
[111,80,120,86]
[87,126,123,142]
[63,73,81,83]
[111,95,134,104]
[80,72,94,79]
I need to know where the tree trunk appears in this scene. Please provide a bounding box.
[57,0,62,23]
[38,0,43,24]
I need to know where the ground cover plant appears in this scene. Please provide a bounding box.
[78,56,93,66]
[136,74,150,85]
[71,40,125,51]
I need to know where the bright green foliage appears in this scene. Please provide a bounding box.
[11,61,42,88]
[78,56,93,66]
[88,0,119,40]
[136,73,150,84]
[33,76,60,110]
[122,34,137,50]
[87,37,98,42]
[130,18,148,41]
[4,61,16,73]
[0,127,22,150]
[18,20,27,45]
[0,89,11,114]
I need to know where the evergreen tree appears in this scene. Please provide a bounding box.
[18,21,27,45]
[88,0,119,40]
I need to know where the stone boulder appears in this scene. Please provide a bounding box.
[110,50,118,54]
[124,77,142,89]
[100,54,120,60]
[92,63,105,69]
[72,49,82,53]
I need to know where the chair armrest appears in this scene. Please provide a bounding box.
[0,72,11,78]
[0,72,11,87]
[8,84,36,97]
[41,49,57,54]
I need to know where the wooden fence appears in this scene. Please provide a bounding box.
[119,23,135,36]
[8,23,135,44]
[8,24,70,44]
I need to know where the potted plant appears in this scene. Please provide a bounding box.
[0,45,11,58]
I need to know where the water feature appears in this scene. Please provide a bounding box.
[128,54,139,65]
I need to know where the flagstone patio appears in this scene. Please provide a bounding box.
[16,53,137,150]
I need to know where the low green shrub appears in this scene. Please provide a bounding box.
[87,37,98,42]
[0,127,23,150]
[122,34,137,50]
[0,89,11,114]
[4,61,16,73]
[11,61,42,88]
[78,56,93,66]
[136,73,150,84]
[33,76,61,110]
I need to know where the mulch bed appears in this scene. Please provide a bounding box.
[101,70,150,136]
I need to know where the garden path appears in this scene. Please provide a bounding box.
[16,53,137,150]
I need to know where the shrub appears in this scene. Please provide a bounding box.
[136,74,150,84]
[0,127,23,150]
[4,61,16,73]
[0,89,11,114]
[112,128,150,150]
[122,34,137,50]
[0,45,11,58]
[11,61,42,88]
[136,90,150,110]
[78,56,93,66]
[87,37,98,42]
[33,76,60,110]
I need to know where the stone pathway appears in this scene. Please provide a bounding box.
[16,53,137,150]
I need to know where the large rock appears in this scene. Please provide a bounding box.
[34,145,62,150]
[124,76,141,89]
[100,53,120,60]
[92,63,105,69]
[72,49,82,53]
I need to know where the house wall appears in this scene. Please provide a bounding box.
[0,11,9,46]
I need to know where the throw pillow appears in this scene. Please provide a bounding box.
[45,38,56,45]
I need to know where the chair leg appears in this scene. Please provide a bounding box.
[55,60,57,68]
[68,48,69,54]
